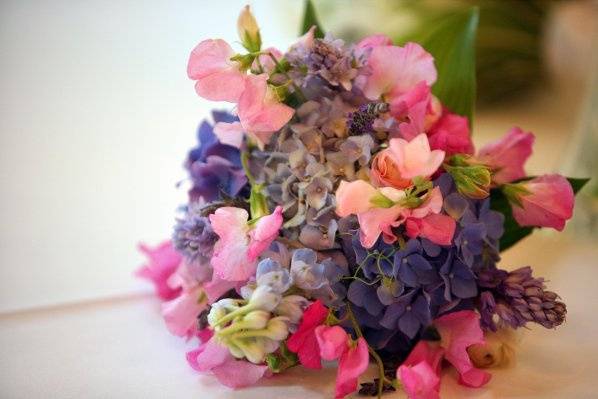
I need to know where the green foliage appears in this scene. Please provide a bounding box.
[404,7,479,125]
[300,0,324,38]
[491,177,590,252]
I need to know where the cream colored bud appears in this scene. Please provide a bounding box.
[264,316,290,341]
[468,328,520,369]
[237,5,261,52]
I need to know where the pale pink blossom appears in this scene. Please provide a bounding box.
[315,325,369,399]
[237,74,295,148]
[187,336,269,388]
[427,110,474,156]
[510,174,574,231]
[187,39,247,102]
[210,206,283,282]
[213,121,245,148]
[251,47,283,74]
[161,260,210,337]
[136,241,182,300]
[389,82,432,140]
[355,34,392,51]
[360,42,436,101]
[477,127,534,185]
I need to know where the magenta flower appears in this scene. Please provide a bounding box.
[187,335,269,388]
[508,174,574,231]
[209,206,283,282]
[187,39,247,102]
[315,325,369,399]
[427,110,474,156]
[398,361,441,399]
[136,241,182,301]
[477,127,534,185]
[286,300,329,369]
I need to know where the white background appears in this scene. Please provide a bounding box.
[0,0,302,312]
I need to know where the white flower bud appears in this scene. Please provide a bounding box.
[264,316,290,341]
[249,285,281,312]
[275,295,309,327]
[234,337,267,364]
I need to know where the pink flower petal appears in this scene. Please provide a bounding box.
[161,286,207,337]
[406,213,456,246]
[427,110,474,156]
[512,174,574,231]
[247,206,283,260]
[203,275,239,304]
[287,300,329,369]
[335,337,369,399]
[136,241,182,300]
[357,205,404,248]
[186,336,231,372]
[477,127,534,185]
[398,361,441,399]
[187,39,246,102]
[356,34,393,51]
[362,43,436,100]
[211,359,269,389]
[434,310,491,388]
[390,82,431,140]
[389,134,445,179]
[315,325,348,361]
[335,180,379,217]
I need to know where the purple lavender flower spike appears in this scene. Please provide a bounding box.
[172,203,218,261]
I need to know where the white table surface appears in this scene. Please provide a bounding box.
[2,233,597,399]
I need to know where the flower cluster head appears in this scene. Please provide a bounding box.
[137,5,584,399]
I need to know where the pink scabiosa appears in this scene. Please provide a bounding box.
[477,127,534,185]
[503,174,574,231]
[209,206,283,282]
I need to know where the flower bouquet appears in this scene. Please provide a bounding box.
[137,3,588,398]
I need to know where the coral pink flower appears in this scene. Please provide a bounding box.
[187,336,269,388]
[371,134,445,189]
[398,361,441,399]
[237,74,295,148]
[477,127,534,185]
[361,43,437,101]
[315,326,369,399]
[336,181,454,248]
[187,39,247,102]
[210,206,283,282]
[434,310,492,388]
[136,241,182,300]
[286,300,329,369]
[510,174,574,231]
[427,110,474,156]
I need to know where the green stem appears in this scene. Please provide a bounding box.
[241,150,256,186]
[265,52,307,102]
[346,303,386,399]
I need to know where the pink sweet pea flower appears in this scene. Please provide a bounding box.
[161,260,211,337]
[286,300,329,369]
[136,241,182,300]
[237,74,295,148]
[427,110,474,156]
[251,47,283,74]
[210,206,283,282]
[315,326,369,399]
[361,43,437,101]
[405,213,456,246]
[390,82,432,141]
[187,335,269,388]
[397,310,491,399]
[434,310,492,388]
[398,361,441,399]
[509,174,574,231]
[477,127,534,185]
[187,39,247,102]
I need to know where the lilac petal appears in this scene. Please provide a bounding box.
[398,310,420,339]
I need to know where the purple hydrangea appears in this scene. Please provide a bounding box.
[186,111,248,203]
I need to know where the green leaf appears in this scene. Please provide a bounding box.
[492,177,590,252]
[300,0,324,38]
[406,7,479,125]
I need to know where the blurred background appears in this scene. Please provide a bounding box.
[0,0,596,314]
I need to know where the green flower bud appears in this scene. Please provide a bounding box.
[445,156,491,199]
[237,5,261,52]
